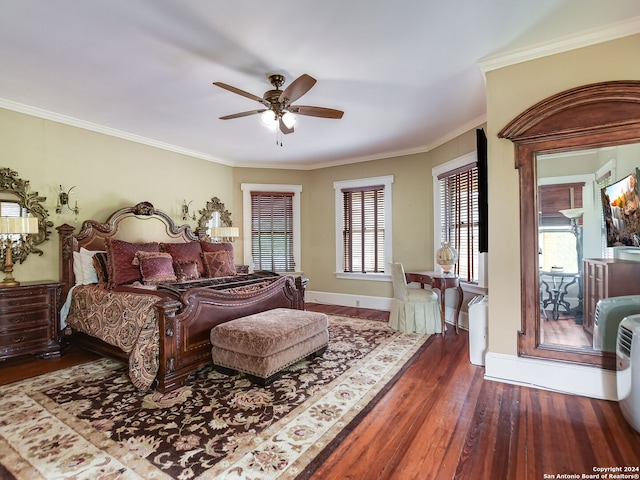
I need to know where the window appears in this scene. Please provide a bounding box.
[538,182,584,273]
[433,153,479,283]
[334,176,393,280]
[241,184,302,273]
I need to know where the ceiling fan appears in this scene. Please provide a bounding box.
[213,74,344,135]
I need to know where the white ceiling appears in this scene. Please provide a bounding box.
[1,1,639,169]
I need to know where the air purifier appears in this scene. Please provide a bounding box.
[616,314,640,433]
[594,295,640,352]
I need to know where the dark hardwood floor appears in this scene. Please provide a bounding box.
[1,304,639,479]
[540,309,592,348]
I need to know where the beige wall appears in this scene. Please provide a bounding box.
[486,33,640,355]
[287,127,477,298]
[0,108,234,283]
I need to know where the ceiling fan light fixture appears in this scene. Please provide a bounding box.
[260,110,277,127]
[282,111,297,129]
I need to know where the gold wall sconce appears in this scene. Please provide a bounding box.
[0,215,38,287]
[56,185,80,216]
[182,200,196,222]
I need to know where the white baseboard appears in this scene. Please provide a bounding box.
[484,351,618,400]
[305,290,469,330]
[305,290,392,311]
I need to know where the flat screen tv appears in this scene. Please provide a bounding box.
[601,168,640,247]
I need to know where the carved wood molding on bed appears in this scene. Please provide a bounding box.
[57,201,306,393]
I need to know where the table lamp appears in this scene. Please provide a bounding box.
[0,215,38,287]
[208,226,240,243]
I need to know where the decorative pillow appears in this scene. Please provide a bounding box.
[174,260,200,282]
[136,251,177,285]
[92,252,110,286]
[200,241,235,269]
[106,239,160,287]
[161,242,205,277]
[202,250,236,278]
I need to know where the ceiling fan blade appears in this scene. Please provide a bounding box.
[279,117,294,135]
[213,82,264,103]
[291,105,344,119]
[219,109,266,120]
[279,74,316,104]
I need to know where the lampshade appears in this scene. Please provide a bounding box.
[559,208,586,219]
[281,111,297,129]
[209,226,239,239]
[0,216,38,234]
[260,110,277,127]
[21,216,39,234]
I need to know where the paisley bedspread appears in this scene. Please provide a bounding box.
[65,285,162,390]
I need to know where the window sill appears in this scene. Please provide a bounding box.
[461,282,488,295]
[335,272,391,282]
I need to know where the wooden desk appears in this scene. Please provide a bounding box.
[405,271,463,333]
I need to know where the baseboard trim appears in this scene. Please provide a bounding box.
[305,290,469,330]
[484,352,618,400]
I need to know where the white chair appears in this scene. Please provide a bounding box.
[389,262,441,334]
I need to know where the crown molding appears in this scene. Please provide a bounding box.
[0,98,234,166]
[291,114,487,171]
[1,97,485,171]
[479,15,640,73]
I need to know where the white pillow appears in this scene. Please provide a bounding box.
[72,251,83,285]
[74,247,103,285]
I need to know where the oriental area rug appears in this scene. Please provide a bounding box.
[0,316,431,480]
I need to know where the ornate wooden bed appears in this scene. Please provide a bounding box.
[57,202,305,393]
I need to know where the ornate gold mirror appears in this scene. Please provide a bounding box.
[195,197,233,239]
[0,167,52,263]
[499,81,640,370]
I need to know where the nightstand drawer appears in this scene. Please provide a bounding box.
[0,308,50,330]
[0,282,61,360]
[0,325,51,355]
[0,292,52,312]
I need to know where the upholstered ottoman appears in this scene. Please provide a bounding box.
[210,308,329,385]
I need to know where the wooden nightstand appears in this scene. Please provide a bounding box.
[0,281,62,361]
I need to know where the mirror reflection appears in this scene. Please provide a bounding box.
[196,197,233,240]
[537,143,640,351]
[0,167,52,265]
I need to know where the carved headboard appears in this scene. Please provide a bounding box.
[57,201,198,301]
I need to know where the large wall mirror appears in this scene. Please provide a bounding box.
[195,197,232,239]
[0,167,52,263]
[499,81,640,369]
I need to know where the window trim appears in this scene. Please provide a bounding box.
[241,183,302,273]
[334,175,393,281]
[432,152,477,283]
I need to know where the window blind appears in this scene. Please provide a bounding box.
[250,191,295,272]
[538,183,584,228]
[439,165,478,282]
[342,185,385,273]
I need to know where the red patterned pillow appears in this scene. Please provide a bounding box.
[200,241,235,269]
[161,242,205,277]
[106,239,160,287]
[136,251,177,285]
[174,260,200,282]
[92,252,110,286]
[202,251,236,278]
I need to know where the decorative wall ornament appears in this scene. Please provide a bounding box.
[0,167,52,264]
[196,197,233,239]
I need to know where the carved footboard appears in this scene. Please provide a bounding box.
[153,275,306,393]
